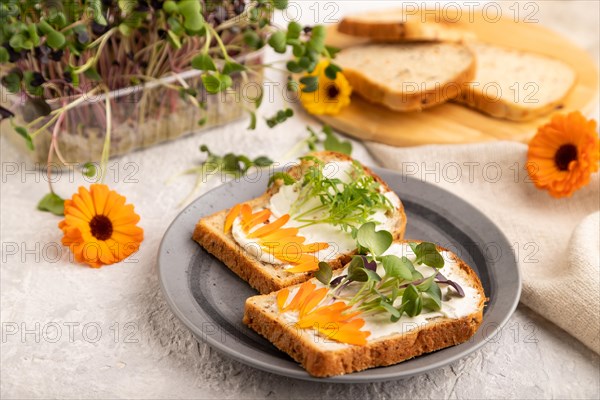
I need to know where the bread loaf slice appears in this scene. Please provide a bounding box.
[338,8,475,43]
[193,151,407,294]
[335,43,476,111]
[455,42,576,121]
[243,242,486,377]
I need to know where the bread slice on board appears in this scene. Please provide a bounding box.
[455,42,577,121]
[243,242,486,377]
[335,43,476,111]
[193,151,407,294]
[338,8,475,42]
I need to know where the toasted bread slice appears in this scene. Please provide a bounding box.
[193,152,407,294]
[338,8,475,43]
[335,43,476,111]
[243,242,486,377]
[455,42,576,121]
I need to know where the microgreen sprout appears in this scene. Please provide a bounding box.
[286,161,394,233]
[318,224,466,322]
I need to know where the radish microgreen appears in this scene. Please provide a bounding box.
[319,225,465,322]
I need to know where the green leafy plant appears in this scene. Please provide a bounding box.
[287,158,393,233]
[176,144,273,204]
[318,224,466,322]
[283,125,352,159]
[37,192,65,216]
[0,1,340,211]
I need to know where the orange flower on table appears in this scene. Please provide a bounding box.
[528,111,599,198]
[224,203,328,273]
[59,184,144,268]
[299,60,352,116]
[276,281,370,346]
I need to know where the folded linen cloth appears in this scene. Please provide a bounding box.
[365,140,600,353]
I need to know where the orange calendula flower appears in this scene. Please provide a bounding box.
[277,282,370,346]
[528,111,599,198]
[225,204,328,273]
[299,60,352,116]
[59,184,144,268]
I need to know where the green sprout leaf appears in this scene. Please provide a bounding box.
[381,255,413,281]
[202,73,231,94]
[324,63,342,80]
[348,266,369,282]
[14,126,34,150]
[1,72,22,93]
[323,125,352,155]
[219,74,233,90]
[416,273,436,292]
[253,156,273,167]
[273,0,289,10]
[286,21,302,40]
[0,47,9,63]
[167,30,182,48]
[268,31,287,53]
[243,30,262,49]
[307,25,326,53]
[163,0,178,14]
[286,61,303,73]
[201,74,218,92]
[325,45,341,57]
[222,60,246,75]
[356,222,393,257]
[191,54,216,71]
[315,262,332,285]
[299,75,318,93]
[413,242,445,269]
[247,111,257,130]
[87,0,108,26]
[403,284,423,317]
[422,283,442,311]
[265,108,293,128]
[268,172,296,186]
[37,192,64,216]
[82,162,97,178]
[84,67,102,81]
[380,301,401,319]
[178,0,205,32]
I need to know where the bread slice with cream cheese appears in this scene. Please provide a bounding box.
[193,152,406,294]
[243,241,486,377]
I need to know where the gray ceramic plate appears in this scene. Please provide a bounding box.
[158,168,521,383]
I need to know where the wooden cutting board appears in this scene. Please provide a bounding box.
[310,14,599,147]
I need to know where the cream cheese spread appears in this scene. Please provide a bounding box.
[231,161,401,267]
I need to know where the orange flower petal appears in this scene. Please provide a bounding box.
[224,203,242,233]
[277,288,289,310]
[246,214,290,238]
[527,111,599,198]
[240,204,253,225]
[260,227,300,241]
[59,184,143,268]
[299,287,328,318]
[276,281,369,346]
[243,209,272,231]
[91,184,109,216]
[282,282,316,312]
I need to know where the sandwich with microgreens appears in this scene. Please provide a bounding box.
[193,151,406,294]
[243,222,486,377]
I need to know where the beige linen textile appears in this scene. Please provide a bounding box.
[365,140,600,353]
